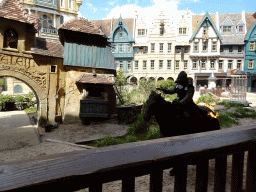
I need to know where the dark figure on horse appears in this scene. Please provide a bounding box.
[143,71,220,175]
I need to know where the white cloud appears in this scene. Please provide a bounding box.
[94,8,97,12]
[78,12,87,19]
[86,2,93,6]
[110,1,115,5]
[104,0,188,20]
[105,8,109,11]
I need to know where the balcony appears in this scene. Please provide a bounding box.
[39,27,58,35]
[34,0,57,9]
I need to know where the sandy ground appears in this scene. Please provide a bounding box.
[1,117,256,191]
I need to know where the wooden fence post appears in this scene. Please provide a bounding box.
[214,156,227,192]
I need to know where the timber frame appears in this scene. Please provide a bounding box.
[1,126,256,191]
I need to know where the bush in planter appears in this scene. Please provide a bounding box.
[0,94,15,110]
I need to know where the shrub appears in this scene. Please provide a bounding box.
[218,113,239,127]
[145,125,161,140]
[197,94,218,104]
[127,113,149,134]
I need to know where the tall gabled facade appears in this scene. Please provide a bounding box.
[218,12,246,86]
[132,9,193,84]
[189,12,223,88]
[244,13,256,91]
[108,16,135,75]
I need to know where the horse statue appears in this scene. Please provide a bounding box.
[143,91,221,175]
[144,91,220,137]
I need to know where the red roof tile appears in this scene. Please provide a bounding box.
[76,72,115,85]
[0,0,38,29]
[31,38,64,58]
[58,18,106,37]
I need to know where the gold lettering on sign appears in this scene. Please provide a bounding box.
[0,54,45,89]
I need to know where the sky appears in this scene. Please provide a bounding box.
[78,0,256,20]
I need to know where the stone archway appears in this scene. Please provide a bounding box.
[0,69,48,125]
[157,77,165,81]
[167,77,174,81]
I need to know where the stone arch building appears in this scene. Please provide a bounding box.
[0,0,116,125]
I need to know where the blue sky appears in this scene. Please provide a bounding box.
[78,0,255,20]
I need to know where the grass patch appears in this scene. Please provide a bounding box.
[218,113,239,127]
[197,94,219,104]
[24,106,37,115]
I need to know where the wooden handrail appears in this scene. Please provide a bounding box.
[1,126,256,191]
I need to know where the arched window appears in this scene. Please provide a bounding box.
[60,15,64,25]
[14,85,22,93]
[4,28,18,49]
[38,15,54,30]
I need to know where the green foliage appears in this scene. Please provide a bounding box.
[116,69,127,86]
[145,125,161,140]
[127,113,149,134]
[0,78,4,85]
[218,113,239,127]
[117,79,176,105]
[197,94,218,104]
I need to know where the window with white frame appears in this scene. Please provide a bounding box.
[223,26,231,33]
[184,46,189,53]
[237,60,241,70]
[60,0,64,7]
[184,60,188,70]
[167,60,172,70]
[238,25,243,33]
[238,45,243,53]
[194,42,199,52]
[228,60,233,70]
[220,46,224,52]
[249,60,254,69]
[250,42,255,51]
[210,60,215,69]
[112,45,116,53]
[159,43,164,53]
[219,60,223,70]
[119,44,123,53]
[69,0,73,9]
[168,43,172,53]
[127,44,131,53]
[203,41,208,51]
[179,28,187,35]
[192,60,197,69]
[212,42,217,52]
[119,61,123,69]
[229,46,233,53]
[159,60,163,70]
[127,61,131,70]
[201,60,206,69]
[143,47,148,54]
[138,29,145,36]
[175,60,180,70]
[175,47,181,53]
[151,60,155,70]
[203,27,208,37]
[119,29,123,38]
[134,47,139,54]
[135,61,139,70]
[151,43,155,53]
[143,60,147,70]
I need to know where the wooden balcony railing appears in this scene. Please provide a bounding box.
[1,126,256,191]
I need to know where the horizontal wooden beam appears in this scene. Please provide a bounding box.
[1,126,256,192]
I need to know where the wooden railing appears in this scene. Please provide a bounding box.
[1,126,256,192]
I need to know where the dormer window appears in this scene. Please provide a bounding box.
[238,25,243,33]
[223,26,231,33]
[4,28,18,49]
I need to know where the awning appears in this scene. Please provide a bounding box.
[31,6,60,15]
[76,73,115,85]
[195,73,227,80]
